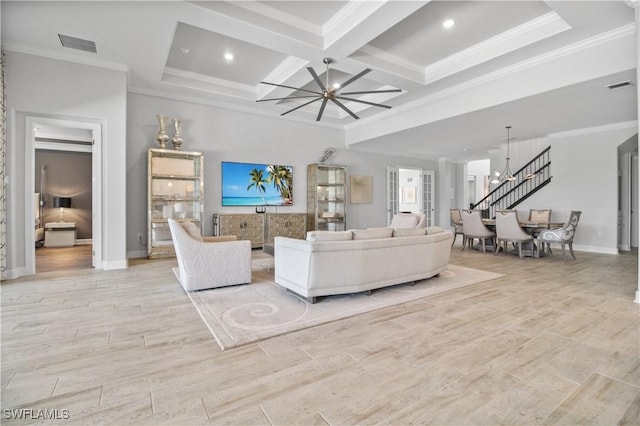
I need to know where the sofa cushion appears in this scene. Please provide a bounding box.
[182,221,202,241]
[393,227,426,237]
[352,227,393,240]
[306,230,353,241]
[426,226,444,235]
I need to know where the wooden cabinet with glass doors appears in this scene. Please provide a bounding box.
[307,163,347,231]
[147,148,204,258]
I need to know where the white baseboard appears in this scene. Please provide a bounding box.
[103,260,128,270]
[75,239,92,245]
[573,244,618,255]
[127,250,148,259]
[3,267,29,280]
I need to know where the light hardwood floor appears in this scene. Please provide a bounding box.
[2,244,638,425]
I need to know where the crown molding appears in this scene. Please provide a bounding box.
[548,120,638,139]
[2,42,130,73]
[625,0,639,9]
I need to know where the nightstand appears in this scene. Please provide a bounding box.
[44,222,76,247]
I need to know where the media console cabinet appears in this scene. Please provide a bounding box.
[212,213,306,249]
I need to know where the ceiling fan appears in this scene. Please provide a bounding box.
[257,57,402,121]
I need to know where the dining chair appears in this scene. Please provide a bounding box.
[537,211,582,260]
[461,210,495,253]
[449,208,464,247]
[528,208,552,237]
[529,209,552,223]
[494,210,534,259]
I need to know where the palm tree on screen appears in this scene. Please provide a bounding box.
[266,165,293,204]
[247,168,268,205]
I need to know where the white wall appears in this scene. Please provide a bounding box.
[126,93,439,257]
[5,52,127,276]
[513,123,638,254]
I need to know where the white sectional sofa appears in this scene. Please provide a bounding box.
[274,227,454,303]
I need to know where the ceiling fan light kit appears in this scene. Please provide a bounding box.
[257,57,401,121]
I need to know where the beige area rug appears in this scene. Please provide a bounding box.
[187,255,503,350]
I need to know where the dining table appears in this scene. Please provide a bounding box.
[481,219,564,257]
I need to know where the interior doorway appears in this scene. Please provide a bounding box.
[387,166,435,227]
[25,116,103,275]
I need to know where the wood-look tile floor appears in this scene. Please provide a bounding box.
[2,244,638,425]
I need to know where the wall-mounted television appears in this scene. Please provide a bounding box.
[221,161,293,206]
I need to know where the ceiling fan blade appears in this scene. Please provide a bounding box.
[331,98,359,120]
[260,81,321,95]
[307,67,326,91]
[338,68,372,90]
[256,95,322,102]
[280,97,322,117]
[336,96,392,109]
[316,98,328,121]
[339,89,402,95]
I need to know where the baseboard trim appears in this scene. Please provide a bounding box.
[127,250,148,259]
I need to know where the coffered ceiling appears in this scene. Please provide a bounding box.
[2,1,637,161]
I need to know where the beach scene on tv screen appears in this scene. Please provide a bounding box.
[222,162,293,206]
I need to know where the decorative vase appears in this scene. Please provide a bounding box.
[155,115,170,149]
[171,118,183,151]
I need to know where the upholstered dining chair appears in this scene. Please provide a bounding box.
[494,210,534,259]
[461,210,495,253]
[449,208,464,247]
[529,209,552,223]
[389,212,425,228]
[537,211,582,260]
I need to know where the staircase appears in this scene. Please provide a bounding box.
[471,146,552,218]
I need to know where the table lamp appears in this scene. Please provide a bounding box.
[53,196,71,222]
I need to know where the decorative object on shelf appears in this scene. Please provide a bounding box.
[319,146,336,163]
[491,125,535,185]
[307,163,347,231]
[53,196,71,221]
[147,148,204,258]
[171,118,183,151]
[350,175,373,204]
[257,57,402,121]
[155,115,170,149]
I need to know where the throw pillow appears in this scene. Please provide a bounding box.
[306,230,353,241]
[426,226,444,235]
[351,228,393,240]
[393,227,426,237]
[182,221,203,241]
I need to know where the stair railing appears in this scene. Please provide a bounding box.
[471,147,552,218]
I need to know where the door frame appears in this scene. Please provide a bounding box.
[24,116,103,274]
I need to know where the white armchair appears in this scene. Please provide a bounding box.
[168,219,252,291]
[389,212,425,228]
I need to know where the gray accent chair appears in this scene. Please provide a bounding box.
[494,210,534,259]
[537,211,582,260]
[461,210,495,253]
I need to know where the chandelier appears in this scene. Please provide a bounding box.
[490,126,535,185]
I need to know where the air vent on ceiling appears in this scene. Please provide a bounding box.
[607,80,632,90]
[58,34,97,53]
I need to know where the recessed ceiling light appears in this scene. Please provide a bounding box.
[179,47,190,54]
[224,52,234,62]
[443,19,455,29]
